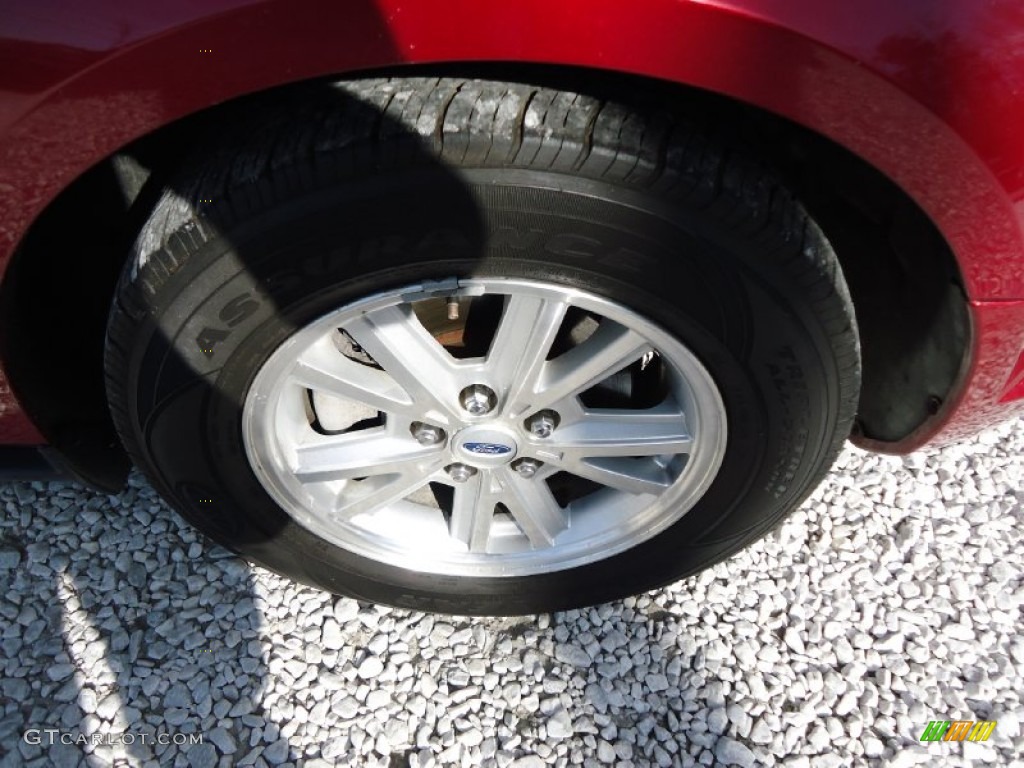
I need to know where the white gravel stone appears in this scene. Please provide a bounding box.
[807,724,830,752]
[596,740,616,763]
[186,742,218,768]
[554,644,591,667]
[334,599,359,622]
[263,738,290,764]
[707,707,728,735]
[321,619,344,650]
[714,736,756,767]
[863,736,884,757]
[509,757,545,768]
[749,718,772,744]
[0,549,20,569]
[546,708,574,739]
[357,655,384,679]
[962,741,998,762]
[208,726,237,754]
[783,627,805,654]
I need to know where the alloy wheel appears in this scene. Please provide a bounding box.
[242,278,727,577]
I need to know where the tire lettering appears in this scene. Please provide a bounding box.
[195,326,230,358]
[218,292,260,328]
[195,293,263,358]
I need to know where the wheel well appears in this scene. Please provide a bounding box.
[0,66,968,487]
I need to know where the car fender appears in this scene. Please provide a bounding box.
[1,0,1023,445]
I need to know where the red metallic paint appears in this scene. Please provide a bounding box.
[0,0,1022,449]
[958,302,1024,429]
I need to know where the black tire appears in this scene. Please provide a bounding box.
[105,77,860,615]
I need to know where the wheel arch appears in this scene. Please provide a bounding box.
[0,62,971,487]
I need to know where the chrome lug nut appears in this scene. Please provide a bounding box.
[526,410,559,438]
[512,458,543,478]
[459,384,497,416]
[446,463,478,483]
[410,422,446,445]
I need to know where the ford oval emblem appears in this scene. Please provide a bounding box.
[463,441,512,456]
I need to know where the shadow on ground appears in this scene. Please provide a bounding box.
[0,473,294,768]
[0,471,721,768]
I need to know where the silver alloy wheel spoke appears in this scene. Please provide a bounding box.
[533,405,689,495]
[533,322,651,411]
[496,467,568,548]
[487,294,569,417]
[242,278,727,577]
[344,305,462,424]
[293,430,440,482]
[546,405,693,459]
[291,337,416,417]
[561,456,672,496]
[448,470,496,552]
[334,468,440,521]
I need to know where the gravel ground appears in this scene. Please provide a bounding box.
[0,417,1022,768]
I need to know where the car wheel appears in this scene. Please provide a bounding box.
[105,78,859,614]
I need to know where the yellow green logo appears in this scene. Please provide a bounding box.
[920,721,996,742]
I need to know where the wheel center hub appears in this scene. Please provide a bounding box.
[453,425,519,468]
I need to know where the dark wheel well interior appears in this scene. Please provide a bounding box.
[0,65,968,489]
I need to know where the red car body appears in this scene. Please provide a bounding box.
[1,0,1023,475]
